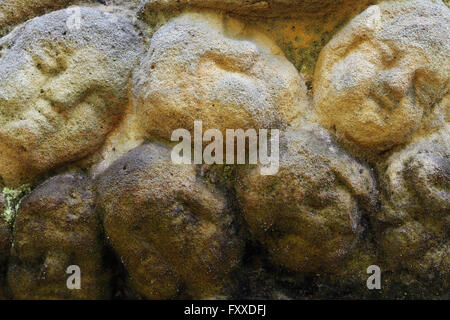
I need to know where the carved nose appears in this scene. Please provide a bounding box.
[41,74,90,111]
[371,69,412,110]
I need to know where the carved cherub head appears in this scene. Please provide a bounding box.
[0,7,143,186]
[236,124,376,272]
[314,0,449,152]
[96,143,242,299]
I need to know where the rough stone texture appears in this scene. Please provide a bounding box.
[0,193,10,299]
[375,126,449,292]
[7,173,111,299]
[313,0,450,153]
[0,0,142,37]
[139,0,377,81]
[236,123,377,273]
[0,0,448,300]
[0,194,7,263]
[96,143,243,299]
[248,0,377,81]
[134,12,308,140]
[0,193,10,264]
[0,7,144,187]
[104,0,141,10]
[139,0,356,17]
[0,0,74,36]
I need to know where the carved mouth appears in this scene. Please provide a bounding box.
[369,85,402,112]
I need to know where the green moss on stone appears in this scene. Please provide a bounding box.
[1,185,32,224]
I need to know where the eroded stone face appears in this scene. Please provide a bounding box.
[377,127,449,287]
[96,142,243,299]
[7,173,110,299]
[313,0,450,152]
[236,124,377,273]
[0,7,144,187]
[134,12,308,140]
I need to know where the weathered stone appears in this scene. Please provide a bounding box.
[7,173,111,299]
[236,123,377,273]
[0,193,10,299]
[313,0,450,152]
[376,127,449,290]
[0,194,7,254]
[103,0,142,11]
[0,0,448,300]
[133,12,308,140]
[96,142,243,299]
[139,0,356,18]
[139,0,377,81]
[0,0,73,36]
[0,7,144,187]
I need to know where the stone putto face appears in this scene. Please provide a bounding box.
[134,12,308,140]
[0,0,448,300]
[236,124,377,273]
[7,173,110,299]
[377,127,449,285]
[0,7,143,186]
[313,0,450,152]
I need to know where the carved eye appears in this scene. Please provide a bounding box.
[33,42,69,75]
[413,69,446,109]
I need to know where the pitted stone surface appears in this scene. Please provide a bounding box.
[313,0,450,152]
[134,12,308,140]
[0,0,448,300]
[0,7,144,187]
[8,173,110,299]
[236,124,377,273]
[96,143,243,299]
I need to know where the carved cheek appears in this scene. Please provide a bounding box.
[329,51,379,103]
